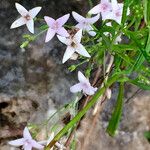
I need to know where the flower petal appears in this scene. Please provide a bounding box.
[74,29,82,43]
[15,3,28,16]
[70,53,78,60]
[70,83,82,93]
[56,14,70,27]
[75,23,85,30]
[86,14,100,24]
[78,71,88,83]
[111,0,118,10]
[88,30,96,36]
[57,35,70,45]
[83,86,97,95]
[10,17,26,29]
[45,28,56,42]
[44,16,55,27]
[29,7,41,18]
[8,138,25,147]
[23,127,32,140]
[72,11,85,22]
[26,19,34,33]
[62,46,75,63]
[84,25,96,36]
[88,4,101,14]
[24,144,32,150]
[76,44,91,58]
[57,27,69,37]
[31,140,44,149]
[101,12,113,20]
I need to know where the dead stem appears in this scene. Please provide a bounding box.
[81,55,114,149]
[64,64,103,148]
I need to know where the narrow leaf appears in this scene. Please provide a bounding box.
[106,83,124,136]
[129,79,150,90]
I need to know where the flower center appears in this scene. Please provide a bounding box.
[52,21,59,30]
[82,82,89,89]
[115,11,121,17]
[101,3,108,11]
[24,139,31,145]
[71,41,77,48]
[24,14,31,21]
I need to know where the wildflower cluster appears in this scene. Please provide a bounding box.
[8,0,150,149]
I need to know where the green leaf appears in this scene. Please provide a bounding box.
[129,79,150,90]
[106,83,124,136]
[131,52,145,71]
[20,41,29,48]
[144,131,150,141]
[112,44,139,52]
[143,0,150,25]
[116,52,133,65]
[40,24,49,30]
[121,0,131,25]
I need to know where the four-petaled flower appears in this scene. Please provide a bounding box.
[88,0,112,20]
[70,71,97,95]
[57,29,91,63]
[72,11,100,36]
[44,14,70,42]
[8,127,44,150]
[10,3,41,33]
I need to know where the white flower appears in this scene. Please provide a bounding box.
[8,127,44,150]
[70,71,97,95]
[10,3,41,33]
[44,14,70,42]
[110,0,123,24]
[88,0,112,20]
[57,29,90,63]
[72,11,100,36]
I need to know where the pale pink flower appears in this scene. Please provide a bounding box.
[88,0,112,20]
[44,14,70,42]
[10,3,41,33]
[110,0,123,24]
[72,11,100,36]
[70,71,97,95]
[8,127,44,150]
[57,29,90,63]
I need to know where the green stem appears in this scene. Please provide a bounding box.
[45,73,121,150]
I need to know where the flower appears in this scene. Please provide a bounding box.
[10,3,41,33]
[44,14,70,42]
[72,11,100,36]
[57,29,90,63]
[110,0,123,24]
[88,0,112,20]
[8,127,44,150]
[70,71,97,95]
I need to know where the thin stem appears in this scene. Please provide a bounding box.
[45,73,121,150]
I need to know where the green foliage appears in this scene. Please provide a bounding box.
[106,83,124,136]
[144,131,150,142]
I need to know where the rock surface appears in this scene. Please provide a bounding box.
[78,87,150,150]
